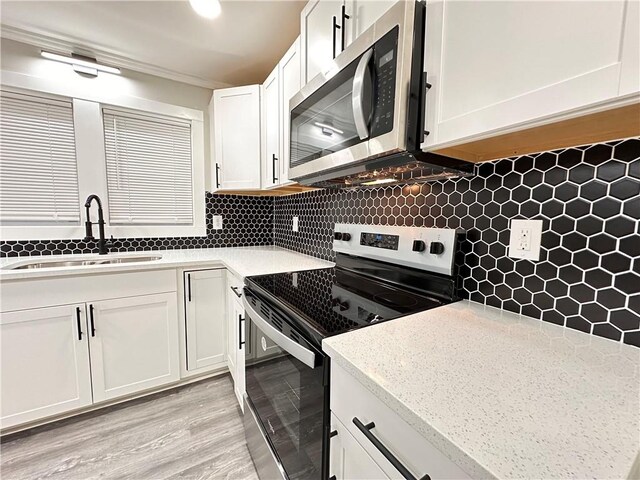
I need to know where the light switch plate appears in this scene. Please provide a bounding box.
[212,215,223,230]
[508,219,543,261]
[292,216,299,232]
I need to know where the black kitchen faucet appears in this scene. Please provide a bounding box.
[84,194,114,255]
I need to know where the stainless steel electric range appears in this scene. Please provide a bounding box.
[241,224,462,480]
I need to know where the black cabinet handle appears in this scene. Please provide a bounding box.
[76,307,83,341]
[330,430,338,438]
[352,417,430,480]
[238,315,245,350]
[230,285,242,298]
[332,15,339,59]
[215,163,221,189]
[89,304,96,337]
[340,4,350,52]
[272,154,278,183]
[187,273,192,302]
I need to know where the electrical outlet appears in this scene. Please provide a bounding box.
[292,216,299,232]
[508,219,543,260]
[212,215,223,230]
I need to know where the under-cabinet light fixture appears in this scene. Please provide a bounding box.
[40,51,121,76]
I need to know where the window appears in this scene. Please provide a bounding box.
[103,109,194,225]
[0,91,80,225]
[0,85,206,241]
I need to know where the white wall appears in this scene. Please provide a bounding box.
[0,38,215,188]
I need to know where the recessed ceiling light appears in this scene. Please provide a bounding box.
[189,0,221,19]
[40,51,121,75]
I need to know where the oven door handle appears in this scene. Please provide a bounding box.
[352,48,373,140]
[243,297,316,369]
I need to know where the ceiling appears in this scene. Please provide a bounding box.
[0,0,306,88]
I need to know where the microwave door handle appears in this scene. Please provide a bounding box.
[243,296,316,368]
[352,48,373,140]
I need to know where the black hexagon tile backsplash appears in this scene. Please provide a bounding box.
[0,194,274,256]
[2,138,638,348]
[274,137,640,348]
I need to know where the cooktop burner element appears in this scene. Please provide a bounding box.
[245,224,463,348]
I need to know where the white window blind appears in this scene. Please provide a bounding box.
[103,109,193,225]
[0,91,80,224]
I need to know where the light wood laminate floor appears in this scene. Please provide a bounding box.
[0,375,259,480]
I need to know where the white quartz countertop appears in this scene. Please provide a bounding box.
[322,300,640,480]
[0,246,334,281]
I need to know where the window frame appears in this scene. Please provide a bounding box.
[0,83,206,241]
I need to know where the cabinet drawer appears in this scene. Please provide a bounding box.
[331,363,470,479]
[1,269,177,312]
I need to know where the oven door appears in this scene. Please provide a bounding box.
[243,291,329,480]
[289,0,422,183]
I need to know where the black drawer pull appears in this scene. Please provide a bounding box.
[89,304,96,337]
[238,314,245,350]
[330,430,338,438]
[352,417,430,480]
[230,285,242,298]
[76,307,83,341]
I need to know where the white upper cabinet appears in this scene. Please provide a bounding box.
[343,0,397,48]
[262,66,281,189]
[212,85,261,191]
[423,0,640,150]
[279,38,301,186]
[0,304,93,429]
[301,0,345,85]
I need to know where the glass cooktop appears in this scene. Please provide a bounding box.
[246,261,453,341]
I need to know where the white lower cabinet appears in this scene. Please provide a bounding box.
[331,362,471,480]
[184,269,226,372]
[330,413,389,480]
[0,304,93,429]
[0,269,181,431]
[88,293,179,402]
[226,271,246,410]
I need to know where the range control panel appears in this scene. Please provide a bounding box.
[333,224,462,276]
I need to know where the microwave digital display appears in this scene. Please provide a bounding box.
[379,50,394,68]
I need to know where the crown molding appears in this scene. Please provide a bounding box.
[0,24,232,90]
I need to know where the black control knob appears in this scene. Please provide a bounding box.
[334,232,343,240]
[430,242,445,255]
[342,233,351,241]
[412,240,426,252]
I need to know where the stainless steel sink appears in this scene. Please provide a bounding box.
[8,255,162,270]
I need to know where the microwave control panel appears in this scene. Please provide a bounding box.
[370,26,398,139]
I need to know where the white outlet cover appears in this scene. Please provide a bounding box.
[508,219,543,261]
[292,216,299,232]
[212,215,223,230]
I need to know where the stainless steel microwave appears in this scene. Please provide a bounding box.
[289,0,473,188]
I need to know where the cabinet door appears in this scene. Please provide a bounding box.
[0,304,92,429]
[226,271,244,383]
[424,0,629,149]
[301,0,344,85]
[330,413,389,480]
[279,38,301,186]
[88,293,179,402]
[232,297,246,411]
[262,66,281,189]
[213,85,261,190]
[185,269,226,371]
[343,0,396,48]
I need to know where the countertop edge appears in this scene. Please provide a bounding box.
[322,339,497,480]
